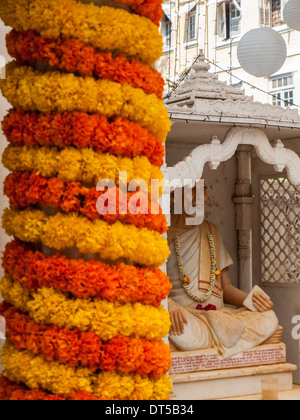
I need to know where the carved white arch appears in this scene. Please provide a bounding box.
[165,126,300,190]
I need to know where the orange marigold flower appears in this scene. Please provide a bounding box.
[117,0,164,25]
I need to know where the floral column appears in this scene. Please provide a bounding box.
[0,0,172,400]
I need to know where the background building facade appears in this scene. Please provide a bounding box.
[156,0,300,110]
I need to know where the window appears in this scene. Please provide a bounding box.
[272,0,288,26]
[260,177,300,285]
[187,6,197,43]
[162,15,172,51]
[259,0,271,26]
[219,0,241,40]
[270,74,294,108]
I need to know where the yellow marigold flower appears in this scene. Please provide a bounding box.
[93,371,136,400]
[152,375,173,400]
[0,275,29,313]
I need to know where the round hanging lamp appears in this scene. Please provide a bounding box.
[237,27,287,77]
[283,0,300,31]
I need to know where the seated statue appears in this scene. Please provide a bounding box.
[167,184,283,358]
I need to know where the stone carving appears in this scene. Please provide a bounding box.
[170,344,287,374]
[166,54,300,123]
[260,177,300,284]
[168,98,300,122]
[167,188,283,358]
[165,127,300,189]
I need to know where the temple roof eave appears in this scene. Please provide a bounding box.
[167,98,300,130]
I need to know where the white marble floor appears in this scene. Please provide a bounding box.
[221,385,300,400]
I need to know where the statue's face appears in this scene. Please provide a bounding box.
[181,183,207,217]
[191,183,208,206]
[171,181,207,218]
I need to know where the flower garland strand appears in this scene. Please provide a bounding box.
[0,303,172,377]
[2,208,170,267]
[1,342,172,400]
[2,145,163,194]
[174,234,220,304]
[6,30,165,98]
[0,376,100,401]
[0,63,170,141]
[2,110,165,166]
[2,241,171,306]
[0,0,163,65]
[0,275,171,342]
[4,172,168,234]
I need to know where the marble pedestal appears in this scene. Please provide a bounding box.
[170,344,298,400]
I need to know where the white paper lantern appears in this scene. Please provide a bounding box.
[283,0,300,31]
[237,27,287,77]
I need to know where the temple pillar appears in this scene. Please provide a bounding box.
[233,145,254,294]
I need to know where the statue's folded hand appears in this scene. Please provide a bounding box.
[168,299,188,336]
[252,292,274,312]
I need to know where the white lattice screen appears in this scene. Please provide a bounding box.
[260,177,300,285]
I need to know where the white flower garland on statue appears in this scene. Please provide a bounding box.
[174,233,221,304]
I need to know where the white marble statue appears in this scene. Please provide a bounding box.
[167,185,283,358]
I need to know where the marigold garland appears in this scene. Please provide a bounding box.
[0,0,172,401]
[2,208,170,267]
[0,303,172,377]
[2,145,163,194]
[0,376,99,400]
[0,0,162,65]
[1,342,172,400]
[0,64,170,141]
[2,109,165,167]
[0,275,171,342]
[6,30,164,99]
[112,0,164,25]
[4,172,168,234]
[3,241,171,306]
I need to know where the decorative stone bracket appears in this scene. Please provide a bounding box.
[164,126,300,190]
